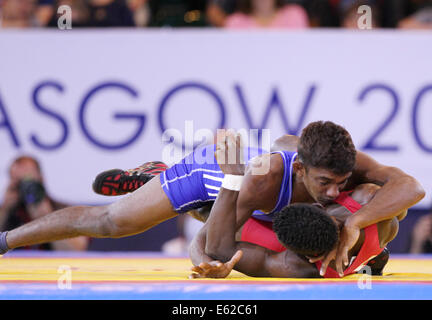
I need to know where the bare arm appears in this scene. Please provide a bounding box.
[205,187,317,277]
[331,154,425,275]
[271,134,425,225]
[346,151,425,228]
[188,154,279,269]
[204,131,317,278]
[267,134,425,276]
[188,149,282,267]
[189,224,213,266]
[234,153,284,229]
[350,183,400,247]
[188,168,287,275]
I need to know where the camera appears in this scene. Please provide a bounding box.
[18,179,46,205]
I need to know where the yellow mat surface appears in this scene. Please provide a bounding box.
[1,255,431,283]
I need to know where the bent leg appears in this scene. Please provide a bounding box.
[106,176,178,236]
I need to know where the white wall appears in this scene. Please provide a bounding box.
[0,29,431,208]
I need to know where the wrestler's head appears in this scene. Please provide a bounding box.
[273,203,339,257]
[295,121,356,205]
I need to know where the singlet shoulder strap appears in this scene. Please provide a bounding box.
[334,191,362,213]
[266,151,298,214]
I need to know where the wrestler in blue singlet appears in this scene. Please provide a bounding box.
[160,144,298,221]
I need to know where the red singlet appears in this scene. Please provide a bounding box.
[240,192,384,278]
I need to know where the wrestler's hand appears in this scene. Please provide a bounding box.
[311,222,361,277]
[189,250,243,279]
[309,247,337,277]
[335,222,360,276]
[215,129,245,176]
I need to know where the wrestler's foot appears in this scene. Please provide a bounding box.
[92,161,168,196]
[366,247,389,276]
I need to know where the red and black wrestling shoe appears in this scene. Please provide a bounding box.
[92,161,168,196]
[366,247,390,275]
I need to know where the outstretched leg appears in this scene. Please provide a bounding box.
[3,177,178,252]
[92,161,212,223]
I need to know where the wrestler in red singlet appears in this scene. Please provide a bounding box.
[240,192,384,278]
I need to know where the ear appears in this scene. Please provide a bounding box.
[330,215,343,230]
[293,161,305,178]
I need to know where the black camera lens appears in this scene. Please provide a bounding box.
[18,180,46,205]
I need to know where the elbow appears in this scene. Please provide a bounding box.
[416,184,426,202]
[385,168,426,202]
[390,173,426,205]
[405,176,426,204]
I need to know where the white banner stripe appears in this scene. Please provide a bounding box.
[0,31,430,209]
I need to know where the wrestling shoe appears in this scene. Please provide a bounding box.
[366,247,390,275]
[92,161,168,196]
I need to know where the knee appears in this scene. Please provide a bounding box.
[83,205,125,238]
[99,207,128,238]
[99,204,148,238]
[100,209,120,237]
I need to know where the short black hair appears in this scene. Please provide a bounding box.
[273,203,339,257]
[298,121,356,175]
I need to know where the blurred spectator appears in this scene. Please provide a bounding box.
[206,0,237,27]
[0,0,38,27]
[398,0,432,29]
[127,0,151,27]
[376,0,405,28]
[44,0,90,27]
[45,0,135,27]
[410,213,432,253]
[303,0,340,27]
[87,0,135,26]
[147,0,207,27]
[339,0,380,28]
[224,0,309,29]
[35,0,55,26]
[3,0,432,29]
[333,0,432,29]
[0,156,88,251]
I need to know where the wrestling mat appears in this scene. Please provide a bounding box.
[0,251,431,300]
